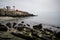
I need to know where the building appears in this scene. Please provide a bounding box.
[0,8,6,15]
[0,6,32,16]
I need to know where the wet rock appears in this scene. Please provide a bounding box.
[0,23,7,31]
[27,24,30,26]
[18,23,26,27]
[33,24,42,30]
[17,27,23,31]
[21,21,24,23]
[18,23,23,26]
[43,28,53,33]
[6,22,11,28]
[55,32,60,38]
[11,32,33,40]
[39,24,42,29]
[13,22,17,28]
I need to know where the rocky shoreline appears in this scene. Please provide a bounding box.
[0,21,60,40]
[0,14,36,17]
[0,7,36,17]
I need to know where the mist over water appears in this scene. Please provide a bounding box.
[37,12,60,26]
[18,12,60,27]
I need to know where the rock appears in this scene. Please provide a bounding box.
[6,22,11,28]
[17,27,23,31]
[13,22,17,28]
[43,28,53,33]
[0,23,7,31]
[55,32,60,38]
[39,24,42,29]
[27,24,30,26]
[21,21,24,23]
[18,23,23,26]
[33,24,42,30]
[18,23,26,27]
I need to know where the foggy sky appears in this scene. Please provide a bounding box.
[0,0,60,14]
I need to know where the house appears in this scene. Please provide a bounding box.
[0,8,6,15]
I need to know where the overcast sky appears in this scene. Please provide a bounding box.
[0,0,60,14]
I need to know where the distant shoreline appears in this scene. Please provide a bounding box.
[0,14,36,17]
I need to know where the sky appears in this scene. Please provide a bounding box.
[0,0,60,14]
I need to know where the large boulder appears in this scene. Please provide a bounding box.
[0,23,7,31]
[13,22,17,28]
[55,32,60,38]
[6,22,11,28]
[33,24,42,30]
